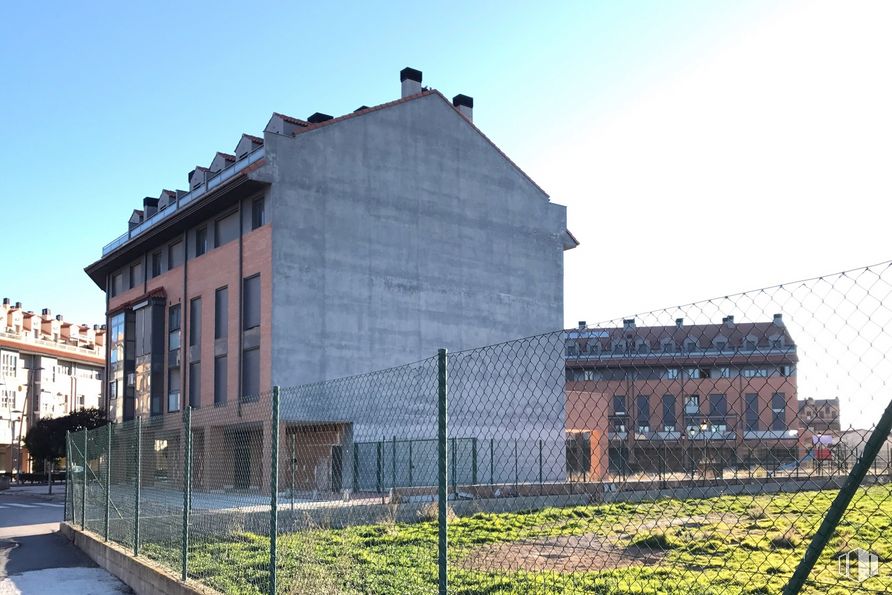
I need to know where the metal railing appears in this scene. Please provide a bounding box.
[101,147,265,256]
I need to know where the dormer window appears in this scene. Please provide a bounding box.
[685,339,698,353]
[661,341,675,353]
[714,337,728,351]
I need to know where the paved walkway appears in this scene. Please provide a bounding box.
[0,489,130,594]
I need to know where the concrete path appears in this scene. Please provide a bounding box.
[0,489,131,594]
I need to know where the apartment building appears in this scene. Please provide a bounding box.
[84,68,575,493]
[565,315,799,476]
[798,397,842,433]
[0,299,105,473]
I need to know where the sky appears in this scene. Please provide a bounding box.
[1,0,890,330]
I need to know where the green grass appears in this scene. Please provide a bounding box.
[141,484,892,594]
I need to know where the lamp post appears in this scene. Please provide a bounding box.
[700,420,710,480]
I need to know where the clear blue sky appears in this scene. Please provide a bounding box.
[2,1,889,329]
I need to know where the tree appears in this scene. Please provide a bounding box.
[24,408,107,469]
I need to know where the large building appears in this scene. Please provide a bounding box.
[565,315,800,476]
[0,299,105,473]
[84,68,575,493]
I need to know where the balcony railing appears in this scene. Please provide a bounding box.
[101,147,265,256]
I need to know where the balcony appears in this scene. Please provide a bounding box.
[101,147,265,256]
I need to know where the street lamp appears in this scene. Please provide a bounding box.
[700,420,710,480]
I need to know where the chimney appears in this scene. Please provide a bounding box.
[452,94,473,121]
[2,298,8,307]
[577,321,586,329]
[723,315,735,328]
[56,314,62,321]
[623,319,635,330]
[93,324,99,331]
[773,313,784,327]
[675,318,684,328]
[14,302,22,309]
[42,308,51,317]
[143,197,159,218]
[307,112,333,124]
[400,67,422,98]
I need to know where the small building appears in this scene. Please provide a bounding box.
[798,397,841,433]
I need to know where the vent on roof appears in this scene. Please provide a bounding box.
[577,321,586,330]
[354,105,370,113]
[623,319,635,330]
[42,308,50,317]
[400,67,422,98]
[452,94,474,121]
[675,318,684,328]
[307,112,333,124]
[773,313,784,327]
[722,315,735,327]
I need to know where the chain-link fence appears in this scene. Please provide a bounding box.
[66,260,892,594]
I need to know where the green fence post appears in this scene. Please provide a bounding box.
[270,387,280,595]
[81,429,88,530]
[539,439,543,486]
[376,440,382,493]
[64,430,71,523]
[437,348,448,595]
[513,439,518,489]
[105,423,112,541]
[134,416,142,557]
[784,397,892,595]
[291,434,296,512]
[471,438,478,485]
[391,436,397,490]
[181,406,192,582]
[352,442,359,493]
[490,438,494,485]
[450,437,456,493]
[408,440,414,487]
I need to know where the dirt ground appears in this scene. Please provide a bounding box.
[457,513,738,573]
[457,534,665,573]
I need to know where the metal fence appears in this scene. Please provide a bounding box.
[66,260,892,594]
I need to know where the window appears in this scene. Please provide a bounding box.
[686,368,702,379]
[214,212,239,248]
[662,394,676,431]
[742,368,769,378]
[214,355,227,406]
[685,340,697,352]
[778,365,794,377]
[243,275,261,330]
[583,369,596,381]
[215,287,228,339]
[189,362,201,408]
[744,339,757,351]
[770,337,784,349]
[78,394,85,408]
[189,298,201,347]
[666,368,680,380]
[251,197,265,230]
[636,395,650,433]
[109,380,119,400]
[684,394,700,414]
[195,227,207,257]
[168,367,181,412]
[242,347,260,400]
[110,313,125,364]
[637,342,649,354]
[566,344,578,357]
[719,367,731,378]
[168,305,181,351]
[1,353,17,377]
[151,252,162,278]
[0,390,14,408]
[612,395,626,415]
[129,262,141,289]
[168,240,184,269]
[612,341,625,354]
[111,272,124,297]
[714,339,728,351]
[745,394,759,431]
[771,393,786,431]
[709,394,727,428]
[662,342,675,353]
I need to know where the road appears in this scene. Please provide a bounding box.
[0,486,131,594]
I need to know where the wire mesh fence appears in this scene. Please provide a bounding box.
[65,260,892,594]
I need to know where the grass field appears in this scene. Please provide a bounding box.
[143,484,892,594]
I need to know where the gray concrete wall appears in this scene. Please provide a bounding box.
[261,93,570,484]
[264,93,567,384]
